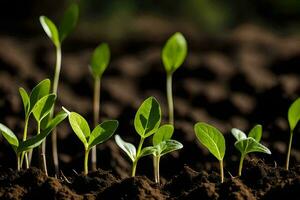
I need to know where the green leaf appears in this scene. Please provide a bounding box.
[68,112,90,149]
[19,87,30,117]
[194,122,225,161]
[159,140,183,156]
[235,137,271,156]
[30,79,51,111]
[88,120,118,149]
[0,123,19,153]
[40,16,60,47]
[153,124,174,146]
[231,128,247,141]
[32,94,56,122]
[134,97,161,138]
[59,3,79,42]
[288,98,300,132]
[115,134,136,162]
[90,43,110,78]
[248,124,262,142]
[140,146,157,158]
[18,111,68,153]
[162,32,187,74]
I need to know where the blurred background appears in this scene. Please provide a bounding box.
[0,0,300,178]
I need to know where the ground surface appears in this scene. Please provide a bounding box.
[0,22,300,199]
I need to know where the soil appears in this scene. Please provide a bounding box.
[0,21,300,199]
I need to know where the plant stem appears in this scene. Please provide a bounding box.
[84,149,90,175]
[153,156,161,184]
[92,77,101,171]
[17,155,21,171]
[220,160,224,183]
[166,73,174,125]
[286,130,294,170]
[51,45,62,175]
[131,137,145,177]
[21,117,29,168]
[238,154,245,176]
[38,122,48,176]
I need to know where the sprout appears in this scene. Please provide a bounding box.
[194,122,226,183]
[63,108,118,175]
[231,125,271,176]
[0,111,67,171]
[286,98,300,170]
[115,97,161,176]
[40,3,79,174]
[151,124,183,184]
[89,43,111,171]
[162,32,187,125]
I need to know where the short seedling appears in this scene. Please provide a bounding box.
[194,122,226,183]
[286,98,300,170]
[40,3,79,174]
[115,97,161,176]
[231,125,271,176]
[162,32,187,125]
[63,108,118,175]
[0,111,67,171]
[89,43,111,171]
[151,124,183,184]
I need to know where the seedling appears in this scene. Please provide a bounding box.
[151,124,183,184]
[115,97,161,176]
[0,111,67,171]
[63,108,118,175]
[19,79,51,168]
[162,32,187,125]
[194,122,226,183]
[40,3,79,173]
[286,98,300,170]
[231,125,271,176]
[89,43,111,171]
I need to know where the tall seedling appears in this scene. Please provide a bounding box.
[194,122,226,183]
[115,97,161,176]
[89,43,110,171]
[162,32,187,125]
[286,98,300,170]
[40,3,79,173]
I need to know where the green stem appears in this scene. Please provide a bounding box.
[166,73,174,125]
[92,77,101,171]
[131,137,145,177]
[84,149,90,175]
[238,154,245,176]
[38,122,48,176]
[153,156,161,184]
[17,154,21,171]
[286,130,293,170]
[21,117,29,168]
[220,160,224,183]
[51,45,62,175]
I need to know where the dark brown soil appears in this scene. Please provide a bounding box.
[0,21,300,199]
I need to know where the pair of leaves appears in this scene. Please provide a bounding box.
[40,3,79,47]
[134,97,161,138]
[288,98,300,132]
[65,110,118,151]
[231,125,271,156]
[162,32,187,74]
[90,43,110,78]
[194,122,225,161]
[0,111,67,154]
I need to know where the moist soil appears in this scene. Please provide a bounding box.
[0,22,300,199]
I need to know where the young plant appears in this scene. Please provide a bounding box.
[0,111,67,171]
[40,3,79,173]
[231,125,271,176]
[194,122,226,183]
[63,108,118,175]
[115,97,161,176]
[286,98,300,170]
[19,79,51,168]
[89,43,111,171]
[162,32,187,125]
[151,124,183,184]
